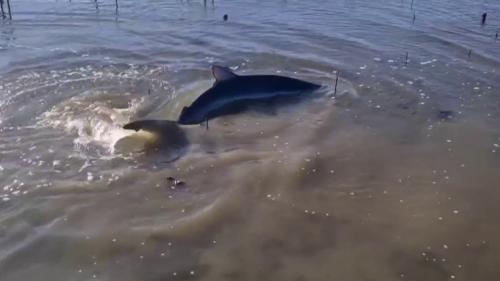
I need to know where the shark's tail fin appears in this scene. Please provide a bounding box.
[123,120,188,149]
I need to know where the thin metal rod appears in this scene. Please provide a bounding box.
[334,72,339,97]
[6,0,12,20]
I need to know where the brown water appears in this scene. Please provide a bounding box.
[1,0,500,280]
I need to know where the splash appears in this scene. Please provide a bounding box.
[39,90,145,154]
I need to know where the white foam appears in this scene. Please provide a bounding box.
[39,91,144,154]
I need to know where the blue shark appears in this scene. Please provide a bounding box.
[124,65,321,138]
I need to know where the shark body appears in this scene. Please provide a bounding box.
[123,65,321,148]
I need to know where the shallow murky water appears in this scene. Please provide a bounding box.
[1,0,500,280]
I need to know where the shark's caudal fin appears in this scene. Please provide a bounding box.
[211,65,237,82]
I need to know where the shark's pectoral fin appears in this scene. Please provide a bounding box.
[211,65,237,82]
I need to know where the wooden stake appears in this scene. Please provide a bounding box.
[0,0,5,19]
[6,0,11,20]
[481,13,487,26]
[467,49,472,58]
[405,52,408,65]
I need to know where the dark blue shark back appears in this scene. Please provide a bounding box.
[178,75,320,124]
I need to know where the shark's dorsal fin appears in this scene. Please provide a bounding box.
[211,65,237,82]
